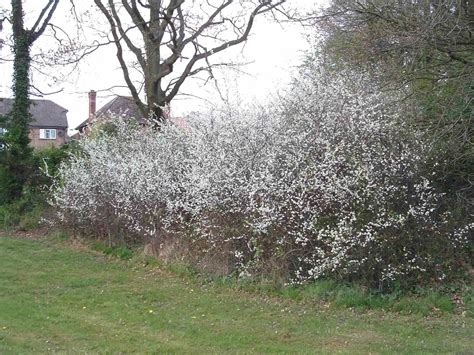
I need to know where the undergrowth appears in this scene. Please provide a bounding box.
[0,190,44,231]
[84,237,473,317]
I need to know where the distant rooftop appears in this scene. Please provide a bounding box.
[76,96,144,130]
[0,98,68,128]
[96,96,143,119]
[76,94,186,131]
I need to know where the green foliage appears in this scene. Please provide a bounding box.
[1,0,61,205]
[207,274,470,316]
[276,281,468,316]
[0,145,71,230]
[316,0,473,207]
[32,144,72,186]
[0,188,44,230]
[416,77,473,205]
[92,242,134,260]
[89,121,119,138]
[0,23,34,203]
[0,113,35,205]
[391,293,455,315]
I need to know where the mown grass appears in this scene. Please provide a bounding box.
[0,236,472,353]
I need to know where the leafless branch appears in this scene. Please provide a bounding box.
[30,0,60,42]
[30,84,64,97]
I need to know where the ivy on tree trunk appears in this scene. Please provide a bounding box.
[0,0,60,203]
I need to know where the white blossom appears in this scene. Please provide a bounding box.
[49,66,471,287]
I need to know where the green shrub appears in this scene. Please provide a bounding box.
[92,242,134,260]
[0,144,72,231]
[0,188,44,230]
[32,144,73,187]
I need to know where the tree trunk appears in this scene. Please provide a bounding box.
[11,4,31,148]
[5,0,33,200]
[145,0,167,124]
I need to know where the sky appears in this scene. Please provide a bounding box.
[0,0,327,134]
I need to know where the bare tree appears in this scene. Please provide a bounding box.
[93,0,287,123]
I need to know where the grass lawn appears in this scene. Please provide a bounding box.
[0,236,472,353]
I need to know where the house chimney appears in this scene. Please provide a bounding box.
[88,90,96,119]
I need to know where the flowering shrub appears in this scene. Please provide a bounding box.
[50,68,471,289]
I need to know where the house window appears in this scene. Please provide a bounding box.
[39,129,57,140]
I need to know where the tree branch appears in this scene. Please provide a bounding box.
[94,0,147,117]
[30,0,60,43]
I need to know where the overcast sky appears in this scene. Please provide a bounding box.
[0,0,327,133]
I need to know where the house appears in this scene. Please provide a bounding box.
[75,91,147,135]
[75,90,186,136]
[0,98,68,149]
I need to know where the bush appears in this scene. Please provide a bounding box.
[32,144,74,186]
[0,187,44,230]
[50,67,472,291]
[92,242,134,260]
[0,144,72,231]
